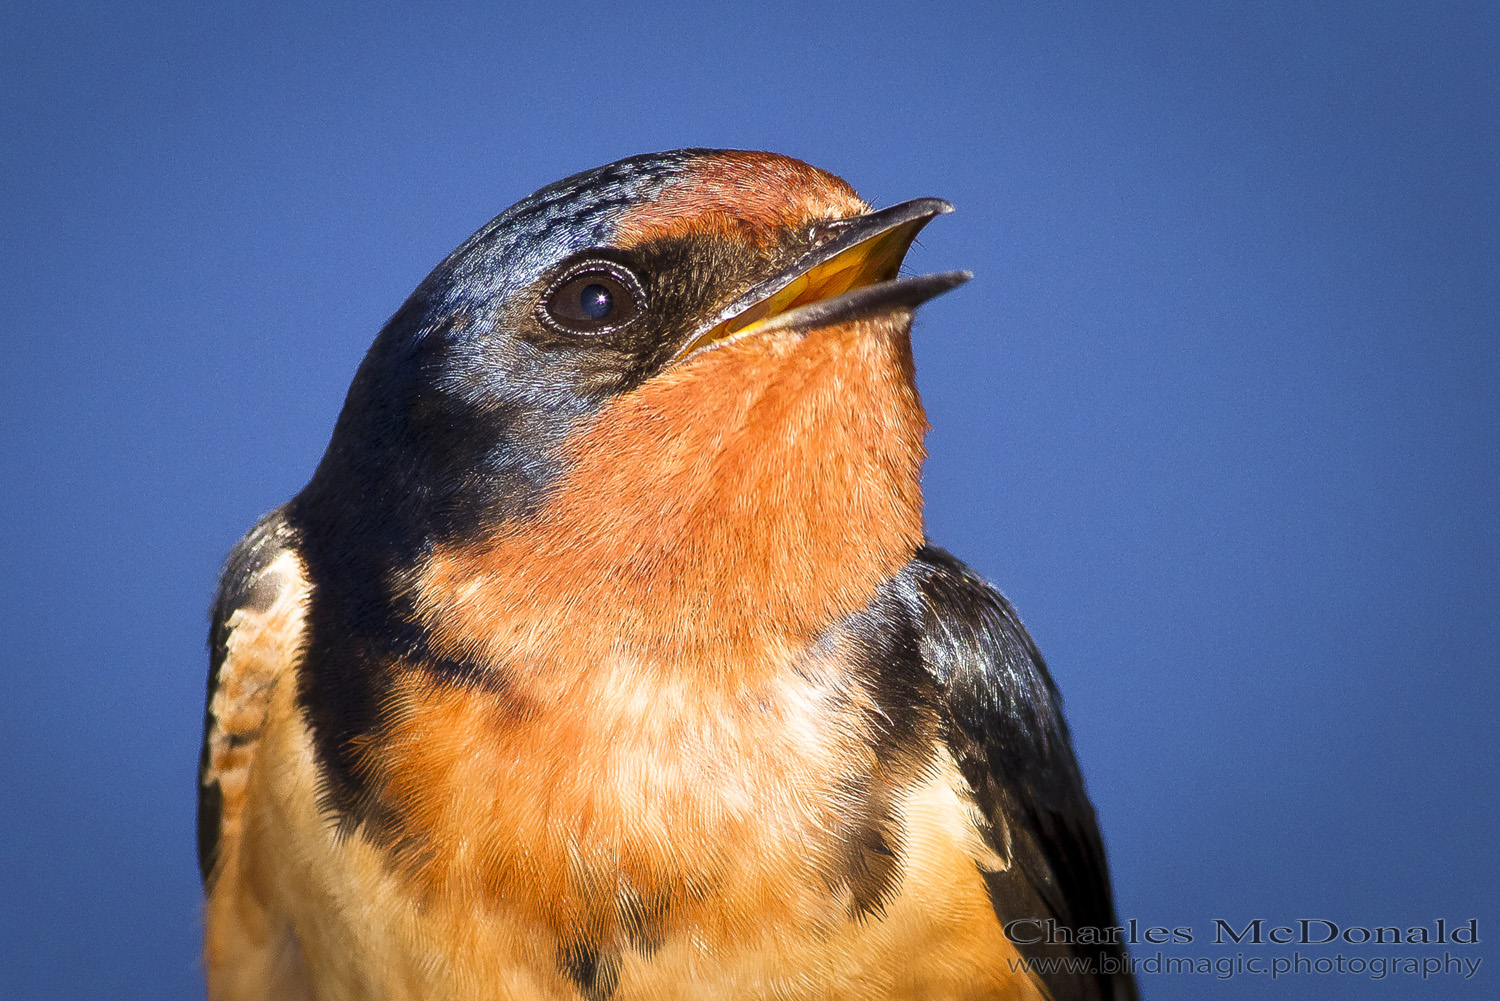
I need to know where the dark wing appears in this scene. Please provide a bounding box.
[198,507,304,886]
[907,545,1137,1001]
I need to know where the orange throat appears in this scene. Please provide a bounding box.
[416,310,929,673]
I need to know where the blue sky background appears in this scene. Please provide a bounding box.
[2,3,1496,998]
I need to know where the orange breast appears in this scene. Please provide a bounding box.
[382,313,925,935]
[387,312,921,933]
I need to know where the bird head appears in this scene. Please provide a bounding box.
[300,150,965,649]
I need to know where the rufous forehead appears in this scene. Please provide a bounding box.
[614,152,870,248]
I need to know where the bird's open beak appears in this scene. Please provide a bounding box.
[674,198,970,360]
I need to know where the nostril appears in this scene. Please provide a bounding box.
[808,219,856,246]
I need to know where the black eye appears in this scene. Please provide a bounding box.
[541,266,643,334]
[579,283,612,319]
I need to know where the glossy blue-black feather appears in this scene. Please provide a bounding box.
[900,545,1138,1001]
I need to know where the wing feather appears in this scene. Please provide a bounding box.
[198,507,305,886]
[907,545,1137,1001]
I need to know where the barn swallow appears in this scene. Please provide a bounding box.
[199,149,1136,1001]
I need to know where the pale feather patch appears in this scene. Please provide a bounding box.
[202,549,315,1001]
[203,550,312,874]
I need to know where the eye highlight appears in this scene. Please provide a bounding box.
[540,264,644,335]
